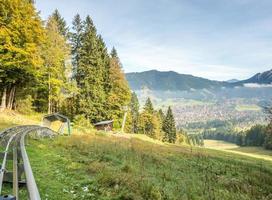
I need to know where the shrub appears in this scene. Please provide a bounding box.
[17,95,34,114]
[73,114,94,133]
[264,124,272,150]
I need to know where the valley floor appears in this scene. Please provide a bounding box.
[204,139,272,161]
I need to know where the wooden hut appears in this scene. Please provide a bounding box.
[94,120,113,131]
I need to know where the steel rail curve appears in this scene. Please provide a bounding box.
[0,125,55,200]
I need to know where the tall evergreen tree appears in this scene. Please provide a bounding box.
[265,124,272,150]
[75,15,108,122]
[71,14,84,79]
[157,109,165,140]
[158,109,165,121]
[163,106,177,143]
[51,9,69,37]
[111,47,118,58]
[97,36,111,95]
[139,97,161,139]
[130,92,140,133]
[144,97,154,114]
[264,106,272,149]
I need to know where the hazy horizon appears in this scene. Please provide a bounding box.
[36,0,272,81]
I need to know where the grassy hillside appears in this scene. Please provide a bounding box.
[27,135,272,200]
[0,112,272,199]
[204,139,272,161]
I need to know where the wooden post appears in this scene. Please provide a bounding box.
[121,111,127,133]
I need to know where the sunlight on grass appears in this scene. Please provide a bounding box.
[204,139,272,161]
[0,110,42,131]
[235,104,261,111]
[204,139,239,150]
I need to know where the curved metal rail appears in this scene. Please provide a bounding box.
[0,125,55,200]
[0,132,19,194]
[20,129,41,200]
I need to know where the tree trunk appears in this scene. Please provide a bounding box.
[48,99,51,114]
[7,86,15,110]
[48,72,51,114]
[0,87,7,112]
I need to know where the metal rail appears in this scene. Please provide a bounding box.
[20,129,41,200]
[0,125,55,200]
[12,146,18,199]
[0,132,18,194]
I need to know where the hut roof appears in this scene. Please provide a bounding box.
[94,120,113,126]
[43,113,70,123]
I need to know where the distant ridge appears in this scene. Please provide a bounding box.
[237,69,272,84]
[126,70,229,91]
[226,79,239,83]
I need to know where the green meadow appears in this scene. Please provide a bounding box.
[1,112,272,200]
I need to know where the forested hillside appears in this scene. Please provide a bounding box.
[126,70,229,91]
[0,0,130,128]
[126,69,272,91]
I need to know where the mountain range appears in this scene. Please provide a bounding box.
[126,69,272,91]
[238,69,272,85]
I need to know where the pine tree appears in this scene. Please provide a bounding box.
[97,36,111,96]
[157,109,165,140]
[71,14,84,78]
[138,111,161,139]
[130,92,140,133]
[138,98,161,139]
[265,124,272,150]
[176,129,188,144]
[138,111,153,136]
[107,48,131,128]
[144,97,154,114]
[111,47,118,58]
[51,9,69,37]
[264,106,272,150]
[163,106,177,143]
[74,15,109,122]
[158,109,165,121]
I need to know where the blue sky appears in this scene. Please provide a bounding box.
[35,0,272,80]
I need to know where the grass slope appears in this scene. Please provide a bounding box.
[27,134,272,200]
[1,112,272,199]
[0,111,41,130]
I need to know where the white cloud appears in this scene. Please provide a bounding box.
[244,83,272,88]
[115,34,254,80]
